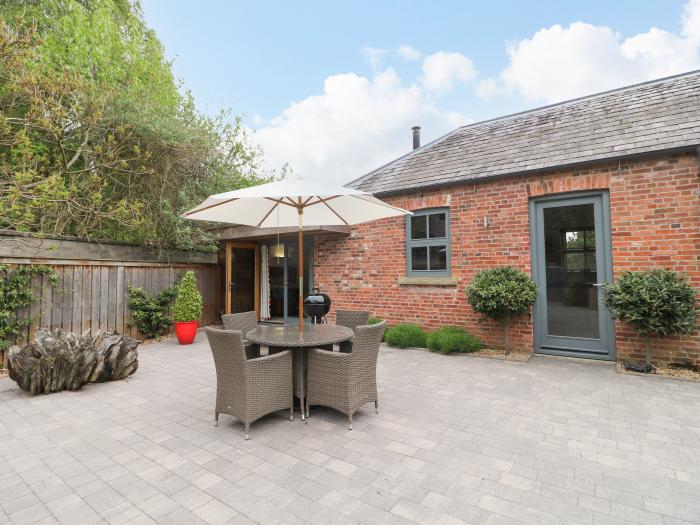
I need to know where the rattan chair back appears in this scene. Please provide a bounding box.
[336,310,370,332]
[221,311,258,337]
[349,321,385,381]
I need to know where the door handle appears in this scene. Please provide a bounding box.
[590,283,607,288]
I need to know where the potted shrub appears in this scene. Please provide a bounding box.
[467,266,538,355]
[604,269,697,370]
[173,271,203,345]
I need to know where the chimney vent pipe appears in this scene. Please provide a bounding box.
[412,126,421,150]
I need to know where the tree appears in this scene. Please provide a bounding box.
[467,266,538,355]
[604,269,697,367]
[0,1,270,250]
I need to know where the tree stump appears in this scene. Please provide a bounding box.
[7,328,140,394]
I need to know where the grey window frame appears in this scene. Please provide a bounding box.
[405,207,451,277]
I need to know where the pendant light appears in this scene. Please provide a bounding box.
[270,204,285,259]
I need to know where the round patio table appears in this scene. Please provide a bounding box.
[246,324,354,420]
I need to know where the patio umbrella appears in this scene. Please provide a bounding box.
[184,177,411,332]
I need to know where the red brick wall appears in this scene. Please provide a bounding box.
[314,152,700,366]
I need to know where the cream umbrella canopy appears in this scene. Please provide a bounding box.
[184,177,411,331]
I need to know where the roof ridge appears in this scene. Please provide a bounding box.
[451,69,700,132]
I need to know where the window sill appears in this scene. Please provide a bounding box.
[398,276,458,286]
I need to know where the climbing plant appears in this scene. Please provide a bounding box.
[0,264,56,354]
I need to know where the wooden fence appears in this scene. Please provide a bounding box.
[1,231,223,363]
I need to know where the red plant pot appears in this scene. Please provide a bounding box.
[174,320,198,345]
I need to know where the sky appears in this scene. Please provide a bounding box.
[140,0,700,184]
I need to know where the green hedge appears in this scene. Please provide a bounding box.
[384,323,427,348]
[426,326,481,354]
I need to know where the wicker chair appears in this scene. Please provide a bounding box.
[205,327,293,439]
[335,310,370,353]
[221,311,258,338]
[306,321,386,429]
[221,311,259,358]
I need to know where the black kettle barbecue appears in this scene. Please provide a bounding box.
[303,287,331,324]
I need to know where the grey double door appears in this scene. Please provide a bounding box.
[530,192,615,360]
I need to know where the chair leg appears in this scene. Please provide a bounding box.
[214,411,219,426]
[244,423,250,440]
[289,406,294,421]
[305,398,310,420]
[348,414,353,430]
[375,399,379,414]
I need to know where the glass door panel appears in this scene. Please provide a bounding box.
[230,246,256,314]
[543,204,599,339]
[261,241,314,322]
[286,244,300,317]
[268,249,285,319]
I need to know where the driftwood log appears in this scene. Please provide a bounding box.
[8,328,139,394]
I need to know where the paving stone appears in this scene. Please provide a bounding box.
[1,337,699,524]
[192,499,239,524]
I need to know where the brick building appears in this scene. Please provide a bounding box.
[216,71,700,366]
[318,71,700,366]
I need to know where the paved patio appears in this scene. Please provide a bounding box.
[1,334,699,525]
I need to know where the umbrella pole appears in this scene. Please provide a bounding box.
[298,205,304,333]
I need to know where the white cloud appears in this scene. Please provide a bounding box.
[474,78,498,100]
[397,45,422,61]
[480,0,700,103]
[683,0,700,45]
[252,68,469,184]
[361,46,387,71]
[421,51,477,93]
[363,45,423,70]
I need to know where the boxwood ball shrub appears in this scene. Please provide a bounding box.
[604,269,697,366]
[426,326,481,354]
[173,271,203,323]
[467,266,538,355]
[384,323,427,348]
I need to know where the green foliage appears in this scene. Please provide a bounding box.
[126,285,176,339]
[173,271,203,323]
[467,267,538,321]
[0,2,270,250]
[604,269,697,365]
[426,326,481,354]
[0,264,55,353]
[384,323,427,348]
[467,266,538,354]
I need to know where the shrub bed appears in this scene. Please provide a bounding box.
[426,326,481,354]
[384,323,427,348]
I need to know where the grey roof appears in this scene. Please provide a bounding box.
[349,70,700,195]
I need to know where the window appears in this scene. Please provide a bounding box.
[406,208,450,276]
[562,228,596,272]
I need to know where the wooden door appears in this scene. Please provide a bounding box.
[225,242,260,317]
